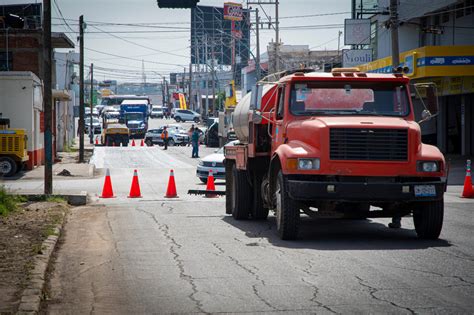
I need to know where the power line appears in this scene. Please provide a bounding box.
[85,47,187,67]
[89,25,189,58]
[52,0,76,34]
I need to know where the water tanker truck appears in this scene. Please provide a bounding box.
[224,68,446,240]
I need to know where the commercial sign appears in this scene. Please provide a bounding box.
[224,2,243,21]
[344,19,371,45]
[357,45,474,79]
[342,49,372,67]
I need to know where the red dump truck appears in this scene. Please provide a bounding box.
[224,68,446,240]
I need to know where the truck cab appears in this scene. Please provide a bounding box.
[225,68,446,240]
[120,100,149,138]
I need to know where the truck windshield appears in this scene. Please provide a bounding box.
[125,113,143,121]
[290,82,410,117]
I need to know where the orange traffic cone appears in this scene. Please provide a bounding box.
[140,139,144,146]
[205,170,217,198]
[165,169,178,198]
[461,160,474,198]
[95,137,99,145]
[100,169,114,198]
[128,169,142,198]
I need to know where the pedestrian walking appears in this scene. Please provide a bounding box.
[161,126,169,150]
[191,128,200,158]
[187,124,195,147]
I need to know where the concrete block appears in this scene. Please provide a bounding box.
[67,191,88,205]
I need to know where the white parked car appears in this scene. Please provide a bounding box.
[174,109,201,123]
[197,146,225,183]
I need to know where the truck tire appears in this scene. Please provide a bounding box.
[231,164,251,220]
[225,161,234,214]
[0,157,17,177]
[252,174,269,220]
[275,171,300,240]
[413,199,444,239]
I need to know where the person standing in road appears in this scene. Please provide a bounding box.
[187,124,195,147]
[191,128,200,158]
[161,126,169,150]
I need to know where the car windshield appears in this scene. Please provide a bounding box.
[87,117,100,124]
[125,113,143,121]
[290,82,410,117]
[216,147,224,154]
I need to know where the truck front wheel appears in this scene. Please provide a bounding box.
[0,157,17,177]
[252,174,269,220]
[413,199,444,239]
[275,171,300,240]
[231,165,251,220]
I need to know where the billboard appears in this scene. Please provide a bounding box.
[191,5,250,67]
[344,19,371,45]
[342,49,372,67]
[224,2,243,21]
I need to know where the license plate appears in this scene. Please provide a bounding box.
[414,185,436,197]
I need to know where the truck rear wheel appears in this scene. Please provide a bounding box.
[275,171,300,240]
[413,199,444,239]
[252,174,269,220]
[0,157,17,177]
[225,161,234,214]
[231,164,251,220]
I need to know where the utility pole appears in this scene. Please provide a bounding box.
[189,61,193,111]
[337,30,342,56]
[275,0,280,72]
[255,8,261,81]
[162,77,166,107]
[79,15,85,162]
[389,0,400,72]
[89,63,93,144]
[204,35,209,119]
[43,0,53,195]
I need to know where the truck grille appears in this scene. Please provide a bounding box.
[330,128,408,161]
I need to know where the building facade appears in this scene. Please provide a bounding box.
[356,0,474,156]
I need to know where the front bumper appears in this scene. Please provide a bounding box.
[196,166,225,179]
[287,176,446,202]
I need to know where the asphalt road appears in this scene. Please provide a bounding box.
[43,118,474,314]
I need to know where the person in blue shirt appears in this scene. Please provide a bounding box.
[191,128,200,158]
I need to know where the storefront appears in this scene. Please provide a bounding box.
[358,45,474,156]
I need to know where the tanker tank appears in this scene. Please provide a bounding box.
[233,84,277,143]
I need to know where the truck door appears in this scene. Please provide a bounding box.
[272,85,286,152]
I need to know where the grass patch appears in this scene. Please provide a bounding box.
[45,196,66,203]
[0,186,25,216]
[41,225,58,238]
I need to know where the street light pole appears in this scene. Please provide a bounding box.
[43,0,53,195]
[79,15,85,162]
[89,63,94,144]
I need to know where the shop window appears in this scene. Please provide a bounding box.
[0,52,13,71]
[466,0,473,15]
[442,12,450,23]
[456,3,465,18]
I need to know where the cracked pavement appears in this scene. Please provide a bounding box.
[45,120,474,314]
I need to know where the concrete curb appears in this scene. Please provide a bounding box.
[16,217,65,314]
[13,192,88,206]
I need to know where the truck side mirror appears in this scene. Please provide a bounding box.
[250,85,263,110]
[425,85,439,115]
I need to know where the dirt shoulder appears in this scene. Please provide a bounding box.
[0,200,69,314]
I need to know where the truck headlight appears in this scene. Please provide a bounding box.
[298,158,320,170]
[417,161,439,172]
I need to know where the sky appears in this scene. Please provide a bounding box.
[41,0,353,82]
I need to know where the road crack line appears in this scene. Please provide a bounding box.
[355,275,416,314]
[136,207,208,314]
[300,277,338,314]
